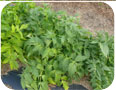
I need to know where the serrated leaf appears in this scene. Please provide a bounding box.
[91,40,98,44]
[12,24,15,33]
[75,55,88,62]
[10,60,19,70]
[68,62,77,76]
[21,77,26,89]
[33,68,39,77]
[48,78,56,85]
[37,64,44,70]
[31,81,38,90]
[41,82,48,90]
[61,76,68,80]
[13,45,22,54]
[2,59,9,64]
[62,81,69,90]
[103,66,110,71]
[60,58,69,72]
[60,36,65,44]
[16,25,24,38]
[1,44,10,53]
[20,24,28,30]
[84,49,90,58]
[42,75,47,81]
[42,48,50,58]
[55,71,61,85]
[24,73,33,84]
[99,43,109,57]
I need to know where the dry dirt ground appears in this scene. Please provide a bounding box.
[36,2,114,35]
[1,2,114,90]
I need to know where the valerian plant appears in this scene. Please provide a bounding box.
[1,2,114,90]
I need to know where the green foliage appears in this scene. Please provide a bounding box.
[87,32,114,89]
[1,22,28,69]
[1,2,114,90]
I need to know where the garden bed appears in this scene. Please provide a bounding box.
[1,2,114,90]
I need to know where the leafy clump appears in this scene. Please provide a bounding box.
[1,2,114,90]
[1,24,28,70]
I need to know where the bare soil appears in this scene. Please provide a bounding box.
[1,64,11,75]
[1,60,24,75]
[36,2,114,36]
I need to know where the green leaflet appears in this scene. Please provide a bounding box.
[20,24,28,30]
[48,78,56,85]
[59,58,70,72]
[12,24,15,33]
[10,60,19,70]
[55,71,62,86]
[21,77,26,90]
[37,64,44,70]
[99,43,109,58]
[42,48,50,58]
[31,81,38,90]
[75,55,88,62]
[61,76,68,81]
[62,81,69,90]
[68,62,77,77]
[24,37,44,57]
[39,82,48,90]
